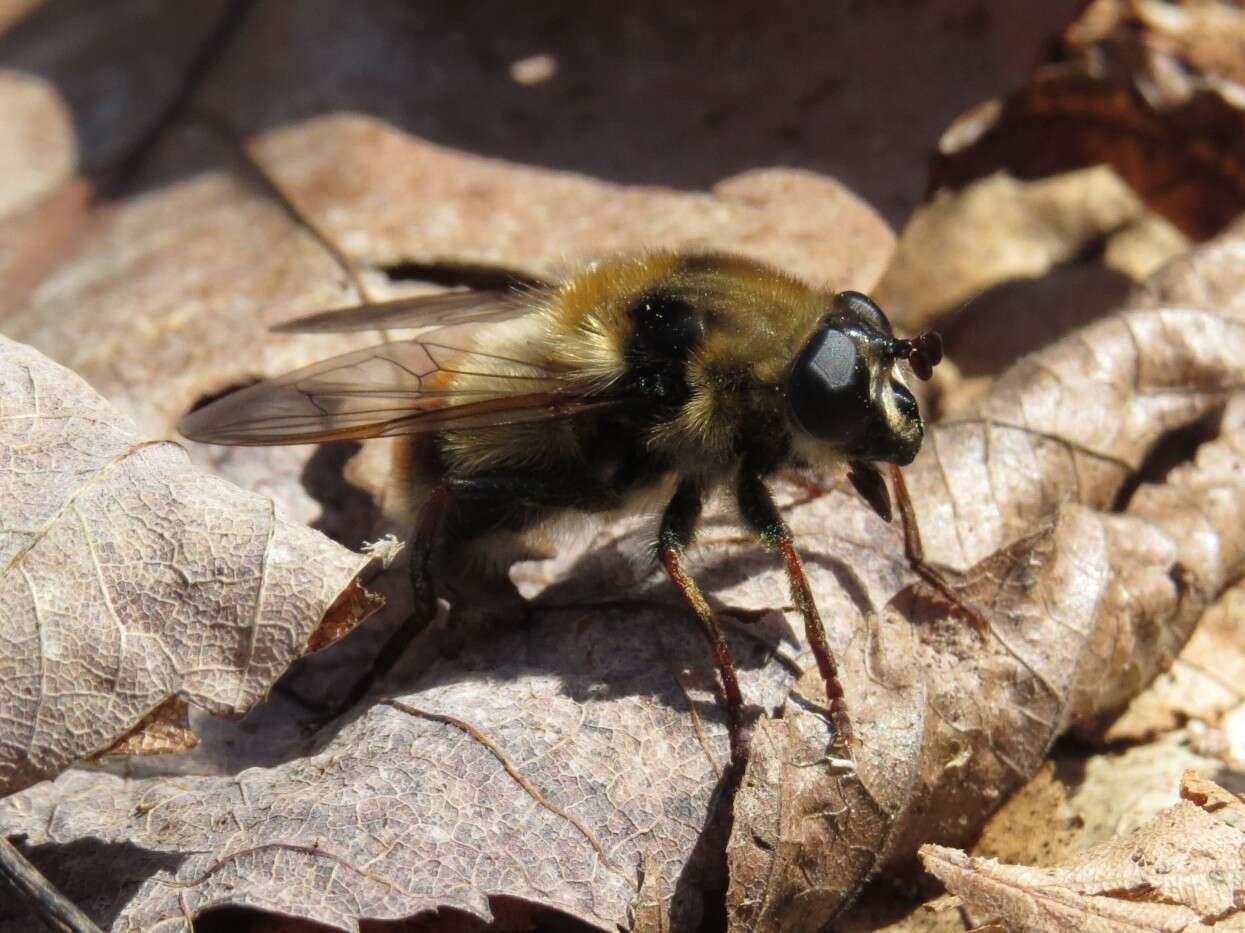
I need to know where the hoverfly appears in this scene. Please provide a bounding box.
[180,251,944,767]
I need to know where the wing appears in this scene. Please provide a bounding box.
[270,288,540,334]
[178,333,619,446]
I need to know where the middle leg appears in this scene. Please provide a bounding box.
[736,469,855,749]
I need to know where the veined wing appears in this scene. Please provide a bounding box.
[271,288,542,334]
[178,333,616,446]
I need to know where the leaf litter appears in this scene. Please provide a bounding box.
[0,335,374,798]
[6,3,1245,931]
[6,195,1245,930]
[922,770,1245,932]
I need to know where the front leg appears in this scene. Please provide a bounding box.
[658,480,749,770]
[736,469,855,749]
[888,465,990,635]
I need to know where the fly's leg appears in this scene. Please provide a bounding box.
[737,469,855,750]
[325,486,452,722]
[409,486,453,624]
[658,480,749,770]
[889,465,990,635]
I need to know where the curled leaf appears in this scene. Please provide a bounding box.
[724,215,1245,925]
[0,335,372,796]
[933,0,1245,242]
[921,771,1245,932]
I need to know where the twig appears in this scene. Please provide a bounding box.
[188,108,372,303]
[0,837,102,933]
[96,0,257,199]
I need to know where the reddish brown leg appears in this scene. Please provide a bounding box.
[659,481,749,769]
[889,465,989,634]
[737,470,855,749]
[776,538,855,748]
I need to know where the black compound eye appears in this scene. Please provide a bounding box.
[788,326,870,443]
[807,328,859,391]
[833,290,892,336]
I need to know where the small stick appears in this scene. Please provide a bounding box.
[0,836,102,933]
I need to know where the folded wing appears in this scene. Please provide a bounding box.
[178,331,617,446]
[271,287,543,334]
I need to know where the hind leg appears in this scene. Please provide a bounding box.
[737,468,855,751]
[314,486,453,725]
[435,535,534,658]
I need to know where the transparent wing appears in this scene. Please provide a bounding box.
[178,332,619,446]
[271,288,540,334]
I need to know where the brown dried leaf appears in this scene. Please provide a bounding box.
[3,9,1245,928]
[723,213,1245,926]
[932,0,1245,242]
[0,335,371,796]
[1068,0,1245,90]
[971,731,1232,883]
[98,697,197,759]
[0,69,73,220]
[921,771,1245,932]
[183,0,1083,226]
[6,221,1245,930]
[874,166,1190,405]
[1105,587,1245,745]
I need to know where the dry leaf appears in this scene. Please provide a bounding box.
[972,731,1232,877]
[0,70,73,219]
[0,335,372,796]
[178,0,1084,226]
[1068,0,1245,91]
[873,166,1190,414]
[722,208,1245,927]
[921,771,1245,932]
[3,5,1244,930]
[1105,588,1245,745]
[932,0,1245,242]
[6,217,1245,929]
[876,167,1189,331]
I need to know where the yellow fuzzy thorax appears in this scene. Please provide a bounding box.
[401,251,833,487]
[549,252,826,460]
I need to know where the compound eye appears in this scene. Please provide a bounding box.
[788,326,869,443]
[833,290,893,336]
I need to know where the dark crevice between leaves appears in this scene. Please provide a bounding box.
[195,907,341,933]
[836,872,947,933]
[1110,404,1226,513]
[376,260,548,293]
[670,773,734,933]
[196,897,607,933]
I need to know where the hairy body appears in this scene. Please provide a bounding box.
[180,251,940,766]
